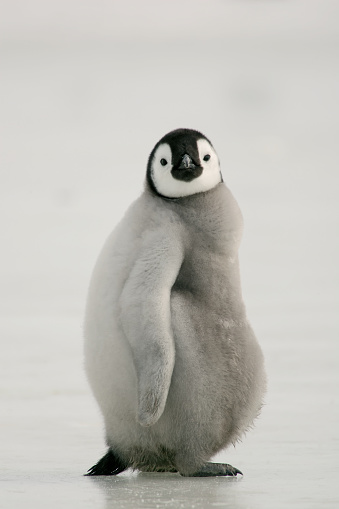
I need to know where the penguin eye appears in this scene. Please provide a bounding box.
[160,158,168,166]
[203,154,211,162]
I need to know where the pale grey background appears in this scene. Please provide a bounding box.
[1,1,338,507]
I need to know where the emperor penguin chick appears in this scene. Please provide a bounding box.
[84,128,266,477]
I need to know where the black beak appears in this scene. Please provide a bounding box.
[171,153,202,182]
[178,154,195,170]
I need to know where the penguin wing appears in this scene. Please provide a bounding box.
[119,228,184,427]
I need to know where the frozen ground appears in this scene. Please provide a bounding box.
[1,1,338,507]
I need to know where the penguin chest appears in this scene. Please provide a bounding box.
[172,230,240,314]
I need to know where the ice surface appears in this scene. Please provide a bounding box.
[1,1,338,507]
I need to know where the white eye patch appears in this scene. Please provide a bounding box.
[151,140,222,198]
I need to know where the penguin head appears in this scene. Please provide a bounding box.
[147,128,223,199]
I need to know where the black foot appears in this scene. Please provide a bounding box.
[85,449,127,476]
[182,462,243,477]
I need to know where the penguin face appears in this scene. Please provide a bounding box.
[147,129,222,199]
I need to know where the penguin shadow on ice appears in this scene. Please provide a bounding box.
[84,128,266,478]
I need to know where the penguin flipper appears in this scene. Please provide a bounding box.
[120,230,184,427]
[85,449,127,476]
[181,462,243,477]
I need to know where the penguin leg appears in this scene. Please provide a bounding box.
[181,462,243,477]
[85,449,127,476]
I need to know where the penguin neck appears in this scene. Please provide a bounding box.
[146,182,224,208]
[146,183,243,245]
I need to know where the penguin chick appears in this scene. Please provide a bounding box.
[84,128,266,477]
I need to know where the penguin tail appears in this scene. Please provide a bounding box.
[85,449,127,476]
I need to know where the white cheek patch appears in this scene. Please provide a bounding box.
[196,138,221,190]
[151,140,222,199]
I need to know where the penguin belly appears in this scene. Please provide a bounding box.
[158,266,265,474]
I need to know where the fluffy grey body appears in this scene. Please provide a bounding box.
[84,129,266,476]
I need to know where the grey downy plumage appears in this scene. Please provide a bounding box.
[84,128,266,477]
